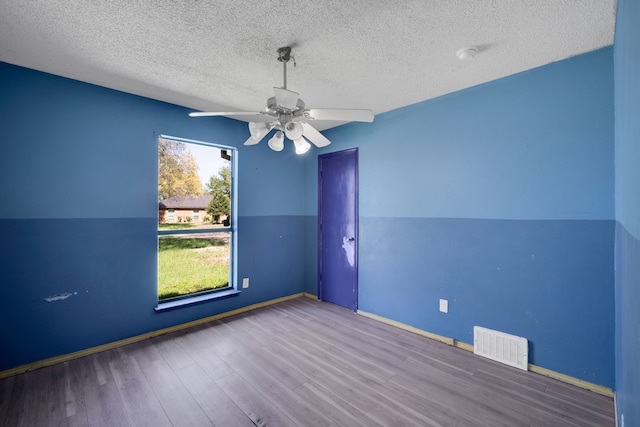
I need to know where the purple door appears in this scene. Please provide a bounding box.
[318,148,358,311]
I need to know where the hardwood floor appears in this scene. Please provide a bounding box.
[0,297,614,426]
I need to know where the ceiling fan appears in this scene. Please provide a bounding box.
[189,47,374,154]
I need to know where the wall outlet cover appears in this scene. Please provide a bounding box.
[242,278,249,289]
[439,299,448,313]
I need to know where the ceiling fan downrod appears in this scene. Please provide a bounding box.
[277,46,295,90]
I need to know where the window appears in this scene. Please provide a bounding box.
[157,135,236,304]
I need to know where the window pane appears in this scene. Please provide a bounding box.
[158,138,232,231]
[158,231,231,300]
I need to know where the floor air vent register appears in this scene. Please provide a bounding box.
[473,326,529,371]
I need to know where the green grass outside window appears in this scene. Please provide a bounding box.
[158,235,230,300]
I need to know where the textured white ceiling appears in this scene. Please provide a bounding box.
[0,1,616,130]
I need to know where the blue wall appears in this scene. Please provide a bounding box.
[614,0,640,423]
[305,48,615,388]
[0,62,307,371]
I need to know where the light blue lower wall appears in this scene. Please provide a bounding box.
[615,224,640,422]
[237,215,306,298]
[358,217,614,388]
[0,215,305,371]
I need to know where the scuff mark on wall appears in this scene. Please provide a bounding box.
[44,292,77,302]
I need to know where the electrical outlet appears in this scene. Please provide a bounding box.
[242,278,249,289]
[439,299,448,313]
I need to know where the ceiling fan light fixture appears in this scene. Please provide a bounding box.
[293,137,311,155]
[268,131,285,151]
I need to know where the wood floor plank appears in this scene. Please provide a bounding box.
[241,310,292,343]
[108,355,172,427]
[175,364,255,427]
[0,374,15,422]
[216,372,298,427]
[260,335,382,413]
[226,352,334,427]
[237,345,310,390]
[78,352,131,427]
[293,381,383,427]
[370,374,460,426]
[365,393,452,427]
[128,340,214,426]
[223,313,277,347]
[6,365,52,427]
[284,327,395,387]
[39,360,89,427]
[303,318,434,382]
[470,368,612,426]
[155,330,196,371]
[387,373,530,427]
[262,305,309,332]
[399,357,538,426]
[179,333,235,381]
[64,361,87,425]
[543,375,615,415]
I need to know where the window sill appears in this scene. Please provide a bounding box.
[154,289,240,312]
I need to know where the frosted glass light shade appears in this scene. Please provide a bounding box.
[268,131,285,151]
[284,122,304,140]
[293,137,311,155]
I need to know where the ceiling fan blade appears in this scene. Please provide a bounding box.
[303,108,374,123]
[301,122,331,148]
[189,111,259,117]
[189,111,277,123]
[243,135,261,146]
[273,87,299,110]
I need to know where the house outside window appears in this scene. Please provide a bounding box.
[159,196,212,224]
